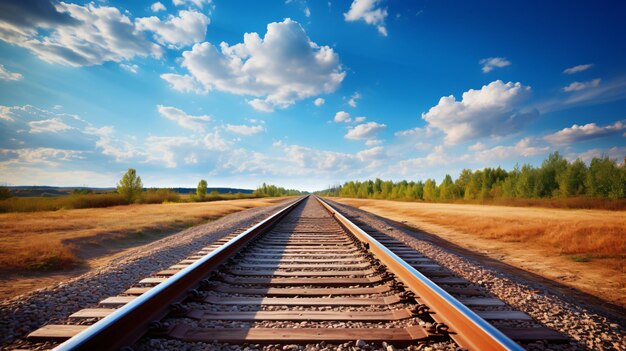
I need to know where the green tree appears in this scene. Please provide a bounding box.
[438,174,456,200]
[423,179,438,201]
[516,164,536,198]
[535,152,567,197]
[197,179,208,200]
[558,159,587,196]
[586,157,624,199]
[117,168,143,203]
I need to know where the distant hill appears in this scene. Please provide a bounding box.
[6,186,254,197]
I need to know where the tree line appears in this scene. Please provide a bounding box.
[317,153,626,201]
[253,183,306,197]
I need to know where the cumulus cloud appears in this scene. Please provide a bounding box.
[479,57,511,73]
[160,73,207,94]
[348,92,361,107]
[0,64,22,81]
[563,64,593,75]
[563,78,600,92]
[85,126,143,162]
[422,80,537,144]
[574,146,626,164]
[225,124,265,136]
[345,121,386,140]
[145,135,198,168]
[28,118,73,134]
[151,2,166,12]
[277,143,385,174]
[334,111,351,123]
[0,1,162,66]
[203,130,230,150]
[473,138,549,162]
[544,120,625,145]
[344,0,388,36]
[314,97,325,106]
[136,10,209,48]
[157,105,211,131]
[162,18,345,112]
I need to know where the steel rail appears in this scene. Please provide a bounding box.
[52,196,308,351]
[316,196,524,351]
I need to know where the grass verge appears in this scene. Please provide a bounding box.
[0,197,288,271]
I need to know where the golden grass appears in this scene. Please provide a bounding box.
[0,197,289,271]
[332,197,626,306]
[334,198,626,258]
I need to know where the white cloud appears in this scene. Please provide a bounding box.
[394,126,429,137]
[160,73,207,94]
[468,141,485,151]
[365,139,382,146]
[203,130,230,150]
[145,135,198,168]
[574,146,626,164]
[163,19,345,112]
[150,2,166,12]
[563,64,593,75]
[157,105,211,131]
[354,116,366,123]
[120,63,139,73]
[479,57,511,73]
[0,147,83,166]
[136,10,209,48]
[28,118,73,134]
[225,124,265,136]
[314,97,325,106]
[563,78,600,92]
[304,7,311,17]
[248,99,275,113]
[396,146,461,174]
[85,126,143,162]
[345,121,386,140]
[334,111,351,123]
[473,138,549,162]
[422,80,537,144]
[544,120,625,145]
[348,92,361,107]
[0,2,162,66]
[344,0,388,36]
[172,0,213,9]
[0,64,22,81]
[279,144,385,174]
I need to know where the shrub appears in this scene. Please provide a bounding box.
[142,189,180,204]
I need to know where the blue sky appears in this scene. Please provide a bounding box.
[0,0,625,191]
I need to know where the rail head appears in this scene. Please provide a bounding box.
[315,196,523,351]
[53,195,308,351]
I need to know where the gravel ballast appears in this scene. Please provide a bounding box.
[0,198,294,349]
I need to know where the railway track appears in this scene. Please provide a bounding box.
[25,196,568,350]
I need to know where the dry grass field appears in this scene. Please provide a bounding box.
[332,197,626,307]
[0,197,288,272]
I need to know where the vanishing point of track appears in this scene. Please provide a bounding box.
[27,196,568,350]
